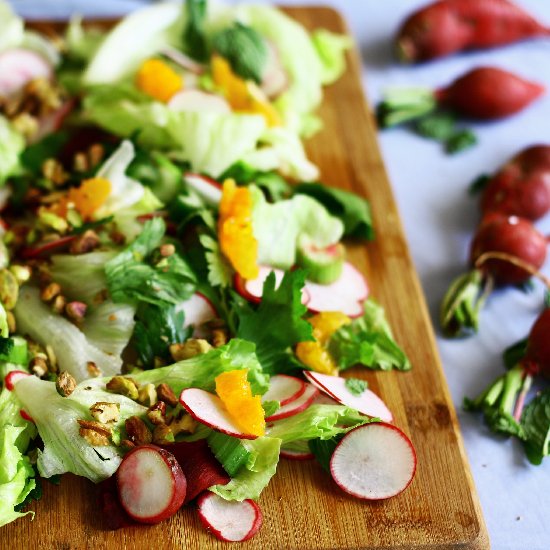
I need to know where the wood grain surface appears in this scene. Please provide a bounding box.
[3,7,489,550]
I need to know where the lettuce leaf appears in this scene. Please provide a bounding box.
[250,185,344,269]
[0,426,36,527]
[236,270,313,375]
[266,404,368,444]
[328,298,411,371]
[13,376,146,482]
[311,29,352,86]
[0,1,24,52]
[0,116,25,186]
[14,286,122,381]
[294,182,374,240]
[133,338,268,396]
[210,436,281,501]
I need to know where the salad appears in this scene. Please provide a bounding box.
[0,0,416,541]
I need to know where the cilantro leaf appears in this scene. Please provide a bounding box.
[132,303,190,367]
[521,389,550,465]
[105,218,196,306]
[345,378,367,396]
[212,23,268,84]
[328,298,410,371]
[199,234,233,288]
[293,183,374,240]
[446,129,477,154]
[414,112,457,141]
[236,270,313,375]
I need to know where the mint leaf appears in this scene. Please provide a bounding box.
[414,112,457,140]
[212,23,268,84]
[446,129,477,154]
[328,298,410,371]
[236,270,313,375]
[345,378,367,396]
[308,437,340,473]
[521,389,550,465]
[293,183,373,240]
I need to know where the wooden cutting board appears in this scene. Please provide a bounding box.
[4,7,489,550]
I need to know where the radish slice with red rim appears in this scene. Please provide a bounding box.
[5,370,31,391]
[197,491,262,542]
[116,444,186,524]
[280,439,314,460]
[305,262,368,318]
[168,89,231,114]
[177,292,217,338]
[261,374,306,406]
[304,371,393,422]
[0,48,52,97]
[183,173,222,205]
[179,388,258,439]
[265,383,318,422]
[330,423,416,500]
[235,266,310,305]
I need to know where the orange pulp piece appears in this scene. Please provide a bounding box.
[218,179,259,280]
[67,177,111,220]
[135,58,183,103]
[215,370,265,437]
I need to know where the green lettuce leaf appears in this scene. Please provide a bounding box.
[328,298,411,371]
[0,116,25,186]
[0,425,36,528]
[50,250,117,304]
[133,338,268,396]
[210,436,280,501]
[13,376,146,482]
[311,29,352,85]
[14,286,122,381]
[236,270,313,375]
[250,185,344,269]
[0,1,24,52]
[266,404,368,444]
[293,182,374,240]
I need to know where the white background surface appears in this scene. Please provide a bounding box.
[9,1,550,548]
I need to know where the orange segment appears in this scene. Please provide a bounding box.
[215,370,265,437]
[211,54,281,127]
[218,179,259,280]
[296,312,351,374]
[67,177,111,220]
[135,58,183,103]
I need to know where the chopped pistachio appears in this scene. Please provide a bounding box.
[0,269,19,310]
[137,383,158,407]
[90,402,120,424]
[106,376,139,400]
[169,339,212,361]
[56,371,77,397]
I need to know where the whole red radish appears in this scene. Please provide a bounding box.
[435,67,545,120]
[116,444,187,524]
[521,307,550,378]
[377,67,544,132]
[469,213,547,285]
[397,0,550,63]
[481,145,550,220]
[441,213,548,337]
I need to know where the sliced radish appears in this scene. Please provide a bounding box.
[280,440,314,460]
[179,388,258,440]
[4,370,31,391]
[97,477,136,530]
[330,423,416,500]
[177,292,217,338]
[161,47,205,75]
[304,371,392,422]
[197,491,262,542]
[19,235,78,259]
[19,409,35,423]
[265,383,318,422]
[116,444,186,524]
[312,392,339,406]
[304,262,369,318]
[168,89,231,114]
[261,374,306,406]
[34,99,75,143]
[235,266,310,305]
[0,48,52,98]
[183,173,222,206]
